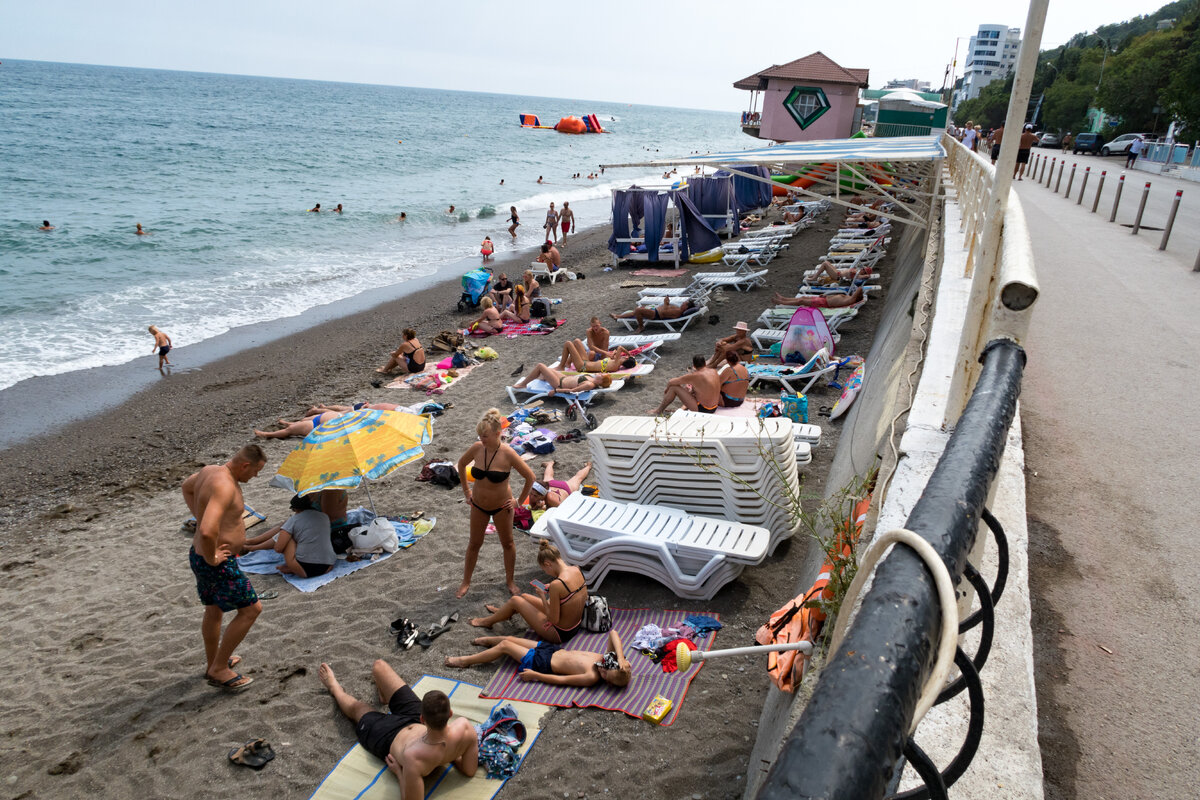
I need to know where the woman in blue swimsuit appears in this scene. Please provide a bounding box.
[456,409,537,598]
[467,540,589,643]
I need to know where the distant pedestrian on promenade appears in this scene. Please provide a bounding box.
[1016,126,1039,180]
[1126,136,1144,169]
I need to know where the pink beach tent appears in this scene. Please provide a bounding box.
[780,307,835,365]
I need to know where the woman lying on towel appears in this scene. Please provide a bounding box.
[771,287,864,309]
[446,628,631,688]
[468,297,504,336]
[468,540,590,644]
[513,365,613,396]
[456,409,537,598]
[528,460,592,510]
[253,410,346,439]
[559,338,635,373]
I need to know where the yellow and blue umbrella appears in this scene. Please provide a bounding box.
[269,409,433,508]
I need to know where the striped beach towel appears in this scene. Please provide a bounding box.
[479,608,718,726]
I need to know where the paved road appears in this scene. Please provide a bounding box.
[1015,162,1200,799]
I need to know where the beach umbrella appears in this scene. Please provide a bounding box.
[269,409,433,512]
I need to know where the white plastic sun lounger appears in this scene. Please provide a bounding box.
[529,263,577,283]
[755,304,861,332]
[549,360,655,380]
[695,269,769,292]
[614,306,707,333]
[528,493,770,600]
[506,378,624,428]
[746,348,835,395]
[751,327,840,350]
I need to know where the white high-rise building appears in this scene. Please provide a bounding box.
[956,24,1021,108]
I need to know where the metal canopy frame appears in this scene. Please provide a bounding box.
[602,136,945,230]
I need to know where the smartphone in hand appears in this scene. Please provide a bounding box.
[530,579,547,592]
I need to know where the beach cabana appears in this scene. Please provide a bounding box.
[683,174,737,237]
[607,186,721,267]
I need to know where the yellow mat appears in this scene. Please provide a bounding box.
[309,675,551,800]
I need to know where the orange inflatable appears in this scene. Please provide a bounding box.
[554,116,587,134]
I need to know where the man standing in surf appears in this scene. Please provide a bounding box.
[559,201,574,248]
[181,444,268,692]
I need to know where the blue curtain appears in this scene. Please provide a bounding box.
[723,166,773,216]
[628,187,645,236]
[674,192,720,261]
[607,191,631,257]
[642,192,669,262]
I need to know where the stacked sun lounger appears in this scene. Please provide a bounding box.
[528,492,771,600]
[586,414,801,551]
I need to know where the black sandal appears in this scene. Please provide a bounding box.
[228,738,276,770]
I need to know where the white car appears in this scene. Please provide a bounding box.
[1101,134,1150,157]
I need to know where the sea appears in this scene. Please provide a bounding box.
[0,59,753,393]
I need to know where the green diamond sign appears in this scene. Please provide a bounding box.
[783,86,830,129]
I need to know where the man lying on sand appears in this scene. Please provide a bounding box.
[181,444,268,692]
[320,661,477,798]
[445,630,631,688]
[253,410,344,439]
[609,297,692,334]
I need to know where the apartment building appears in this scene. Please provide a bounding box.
[955,24,1021,108]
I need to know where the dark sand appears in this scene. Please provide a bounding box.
[0,216,889,799]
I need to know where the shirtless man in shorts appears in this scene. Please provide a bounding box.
[558,201,574,248]
[319,661,477,799]
[650,355,722,415]
[584,317,610,359]
[181,444,268,692]
[558,338,635,373]
[610,297,691,334]
[772,286,865,309]
[706,321,753,367]
[445,629,631,689]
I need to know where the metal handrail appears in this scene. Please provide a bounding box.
[756,339,1025,799]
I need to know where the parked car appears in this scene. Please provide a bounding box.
[1101,133,1150,156]
[1073,133,1104,154]
[1039,132,1061,148]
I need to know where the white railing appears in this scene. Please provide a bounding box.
[940,132,1040,425]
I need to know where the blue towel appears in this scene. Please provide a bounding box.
[684,614,723,634]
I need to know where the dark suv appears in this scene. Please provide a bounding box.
[1073,133,1104,154]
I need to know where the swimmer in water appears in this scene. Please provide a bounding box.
[500,179,505,186]
[136,223,149,235]
[39,220,54,231]
[537,176,543,184]
[398,212,407,221]
[309,203,321,212]
[448,205,456,215]
[333,203,343,214]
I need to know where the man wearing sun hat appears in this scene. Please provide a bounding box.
[707,321,753,367]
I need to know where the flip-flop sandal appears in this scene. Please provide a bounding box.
[418,612,459,648]
[396,621,420,650]
[228,738,276,770]
[201,656,242,679]
[257,590,279,601]
[388,616,410,635]
[208,673,254,692]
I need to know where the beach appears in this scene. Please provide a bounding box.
[0,217,889,799]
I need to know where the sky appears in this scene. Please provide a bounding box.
[0,0,1172,111]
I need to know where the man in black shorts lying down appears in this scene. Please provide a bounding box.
[319,661,478,798]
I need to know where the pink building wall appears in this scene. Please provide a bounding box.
[758,80,861,142]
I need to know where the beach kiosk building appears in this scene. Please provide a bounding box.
[874,91,949,137]
[735,52,869,143]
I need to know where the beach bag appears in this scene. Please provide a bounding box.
[429,462,460,488]
[512,506,534,531]
[451,351,472,369]
[530,298,551,318]
[433,330,465,351]
[348,518,400,554]
[476,346,499,360]
[582,594,613,632]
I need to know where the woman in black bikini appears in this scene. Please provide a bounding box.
[375,328,426,374]
[456,409,537,598]
[467,541,588,643]
[511,365,613,395]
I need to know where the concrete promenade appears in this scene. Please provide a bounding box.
[1015,157,1200,799]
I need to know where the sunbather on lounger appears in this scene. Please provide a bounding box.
[458,409,537,598]
[807,261,873,286]
[559,338,635,373]
[319,662,478,799]
[610,298,693,334]
[512,365,613,395]
[445,629,632,689]
[707,321,753,367]
[650,355,722,415]
[468,540,589,643]
[468,297,504,335]
[253,410,344,439]
[772,287,865,309]
[528,460,592,510]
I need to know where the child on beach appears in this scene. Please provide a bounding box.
[445,628,631,689]
[507,207,520,240]
[480,236,494,262]
[148,325,172,368]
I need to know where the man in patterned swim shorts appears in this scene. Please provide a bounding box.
[182,444,268,692]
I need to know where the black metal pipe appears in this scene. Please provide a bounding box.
[757,339,1025,800]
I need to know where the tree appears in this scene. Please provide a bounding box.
[1161,13,1200,135]
[1095,28,1187,132]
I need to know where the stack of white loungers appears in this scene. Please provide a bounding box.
[528,414,802,599]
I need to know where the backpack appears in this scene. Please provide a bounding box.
[530,298,551,318]
[429,463,460,488]
[451,350,473,369]
[432,330,465,351]
[581,594,612,632]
